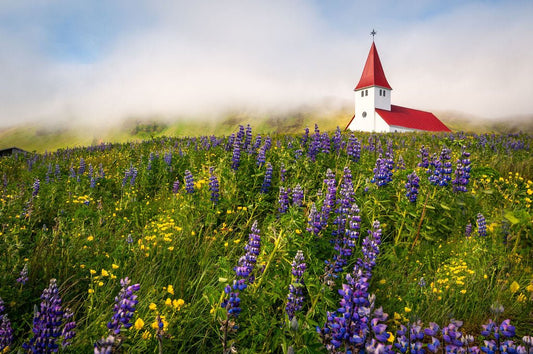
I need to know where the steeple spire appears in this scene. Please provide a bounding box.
[354,41,392,91]
[371,29,377,41]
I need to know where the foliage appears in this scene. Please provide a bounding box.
[0,127,532,352]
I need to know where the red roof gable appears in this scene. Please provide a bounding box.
[354,42,392,91]
[376,105,451,132]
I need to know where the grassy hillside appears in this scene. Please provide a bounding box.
[1,108,531,153]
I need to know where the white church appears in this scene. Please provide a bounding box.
[346,39,450,133]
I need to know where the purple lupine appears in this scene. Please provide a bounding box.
[286,250,306,322]
[320,132,331,154]
[256,144,267,167]
[292,184,304,207]
[307,203,322,236]
[405,171,420,203]
[0,297,13,351]
[417,145,430,168]
[61,308,76,348]
[231,139,241,171]
[372,154,392,187]
[78,157,86,175]
[221,221,262,346]
[172,179,180,194]
[395,320,425,354]
[163,151,172,166]
[208,167,220,204]
[318,221,382,352]
[280,163,286,182]
[32,178,40,198]
[442,319,464,352]
[300,127,309,147]
[147,152,155,171]
[477,213,487,237]
[260,162,273,194]
[244,124,252,151]
[17,263,28,285]
[24,278,75,352]
[424,322,441,353]
[347,134,361,163]
[184,170,194,194]
[453,148,471,192]
[307,124,321,161]
[397,155,406,170]
[94,335,115,354]
[106,277,140,336]
[253,134,262,151]
[429,146,453,187]
[465,223,473,237]
[278,187,289,214]
[122,165,138,187]
[332,127,342,153]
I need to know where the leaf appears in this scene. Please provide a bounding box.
[218,277,228,283]
[504,211,520,225]
[440,203,451,211]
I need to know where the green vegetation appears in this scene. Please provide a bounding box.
[0,125,532,352]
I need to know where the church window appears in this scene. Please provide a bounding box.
[365,90,368,96]
[362,111,367,118]
[383,90,386,97]
[361,91,364,97]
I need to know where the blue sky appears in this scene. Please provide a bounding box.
[0,0,532,127]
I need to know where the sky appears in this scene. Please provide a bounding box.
[0,0,532,128]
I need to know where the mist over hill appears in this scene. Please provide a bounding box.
[1,106,531,153]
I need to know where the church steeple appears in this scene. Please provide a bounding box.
[354,42,392,91]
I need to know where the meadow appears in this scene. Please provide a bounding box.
[0,125,532,353]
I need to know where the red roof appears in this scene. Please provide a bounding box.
[354,42,392,91]
[376,105,451,132]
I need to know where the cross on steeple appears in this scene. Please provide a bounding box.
[371,29,377,41]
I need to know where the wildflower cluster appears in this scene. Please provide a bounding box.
[286,250,306,322]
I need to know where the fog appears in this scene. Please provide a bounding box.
[0,0,532,128]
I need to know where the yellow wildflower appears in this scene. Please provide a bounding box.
[87,236,94,241]
[142,331,151,340]
[134,318,145,330]
[517,293,527,303]
[149,303,157,311]
[167,285,174,295]
[526,284,533,292]
[510,281,520,294]
[112,264,119,269]
[98,281,104,287]
[387,332,395,343]
[165,298,172,306]
[101,269,109,277]
[460,289,467,294]
[173,299,185,309]
[88,289,94,294]
[404,307,411,313]
[90,269,96,275]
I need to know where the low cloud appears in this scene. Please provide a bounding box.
[0,1,532,128]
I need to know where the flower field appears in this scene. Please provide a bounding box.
[0,125,532,353]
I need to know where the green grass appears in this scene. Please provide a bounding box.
[0,125,532,353]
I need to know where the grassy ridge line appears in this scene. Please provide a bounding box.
[0,112,348,153]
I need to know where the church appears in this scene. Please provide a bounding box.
[346,36,450,133]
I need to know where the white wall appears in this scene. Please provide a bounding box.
[348,86,391,132]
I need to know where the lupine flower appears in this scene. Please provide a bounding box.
[280,163,286,182]
[453,148,471,192]
[17,263,28,285]
[372,154,393,187]
[163,151,172,166]
[278,187,289,214]
[307,203,322,236]
[256,145,267,167]
[418,145,430,168]
[184,170,194,194]
[94,335,115,354]
[78,157,86,175]
[0,297,13,351]
[307,124,321,162]
[347,133,361,162]
[105,277,141,338]
[405,171,420,203]
[32,178,40,198]
[24,278,76,352]
[221,221,262,343]
[428,146,453,187]
[208,167,220,204]
[318,221,382,352]
[172,180,180,194]
[62,308,76,348]
[286,250,306,321]
[260,163,273,194]
[292,184,304,207]
[320,132,331,154]
[231,139,241,171]
[442,319,464,352]
[300,127,309,147]
[465,223,473,237]
[477,213,487,237]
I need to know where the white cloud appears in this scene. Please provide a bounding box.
[0,0,532,127]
